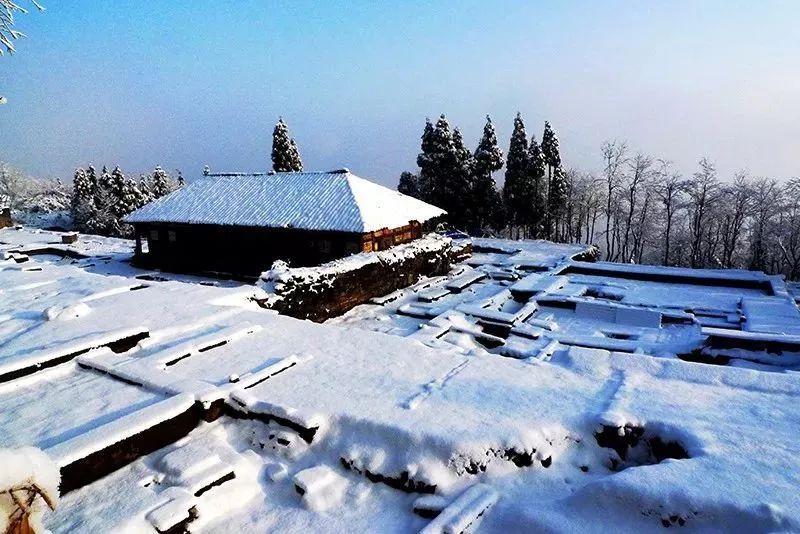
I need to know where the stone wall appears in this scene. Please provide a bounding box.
[256,234,461,322]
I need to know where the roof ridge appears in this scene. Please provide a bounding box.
[207,169,350,177]
[342,173,367,233]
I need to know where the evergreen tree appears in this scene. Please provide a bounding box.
[271,118,303,172]
[416,118,436,202]
[428,114,456,210]
[471,116,504,232]
[71,167,95,231]
[106,166,127,217]
[541,121,561,171]
[504,113,530,237]
[149,165,174,199]
[85,166,114,235]
[474,116,504,178]
[527,136,547,237]
[449,127,474,228]
[397,171,422,199]
[541,121,564,239]
[86,165,98,194]
[139,175,154,204]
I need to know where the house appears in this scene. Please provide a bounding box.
[125,169,446,276]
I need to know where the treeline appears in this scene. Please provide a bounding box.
[398,113,568,238]
[398,118,800,280]
[563,142,800,279]
[71,165,183,237]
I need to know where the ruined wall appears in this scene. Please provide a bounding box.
[0,208,12,229]
[257,234,462,322]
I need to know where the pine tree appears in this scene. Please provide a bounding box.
[149,165,174,199]
[471,116,504,233]
[541,121,561,171]
[416,118,436,202]
[527,135,547,237]
[449,127,474,228]
[71,167,96,231]
[86,165,98,193]
[138,175,153,204]
[271,118,303,172]
[428,114,455,211]
[106,166,126,218]
[541,121,564,239]
[504,113,530,238]
[86,166,114,235]
[397,171,422,199]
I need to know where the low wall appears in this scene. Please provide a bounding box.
[256,234,460,322]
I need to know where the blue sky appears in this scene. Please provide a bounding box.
[1,1,798,186]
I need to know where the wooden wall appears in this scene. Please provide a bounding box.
[133,223,363,277]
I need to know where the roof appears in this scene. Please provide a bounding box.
[125,169,446,233]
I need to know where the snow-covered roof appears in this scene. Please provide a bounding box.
[125,169,446,233]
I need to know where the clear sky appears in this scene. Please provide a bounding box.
[1,1,798,186]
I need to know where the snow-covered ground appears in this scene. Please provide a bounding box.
[2,227,800,533]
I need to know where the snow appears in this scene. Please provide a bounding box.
[0,447,59,534]
[293,465,349,511]
[421,483,498,534]
[2,227,800,532]
[257,233,450,306]
[125,170,446,233]
[46,394,196,468]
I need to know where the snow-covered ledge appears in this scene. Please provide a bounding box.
[256,234,458,321]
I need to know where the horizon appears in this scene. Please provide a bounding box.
[1,1,799,185]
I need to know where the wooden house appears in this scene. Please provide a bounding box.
[125,169,445,276]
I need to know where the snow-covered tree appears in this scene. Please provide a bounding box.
[149,165,174,198]
[0,160,29,208]
[527,135,547,237]
[541,121,561,173]
[428,115,456,210]
[71,167,95,229]
[397,171,421,199]
[271,118,303,172]
[0,0,43,56]
[471,116,504,232]
[1,0,44,103]
[449,127,474,228]
[541,121,564,239]
[548,165,569,240]
[416,118,436,202]
[138,175,154,203]
[504,113,530,238]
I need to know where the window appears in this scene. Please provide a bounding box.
[149,229,159,241]
[317,239,331,253]
[168,230,177,242]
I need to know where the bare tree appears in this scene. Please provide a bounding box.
[748,177,781,271]
[686,158,720,268]
[620,152,653,262]
[0,160,30,207]
[600,140,628,260]
[652,161,684,266]
[776,178,800,279]
[718,171,751,268]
